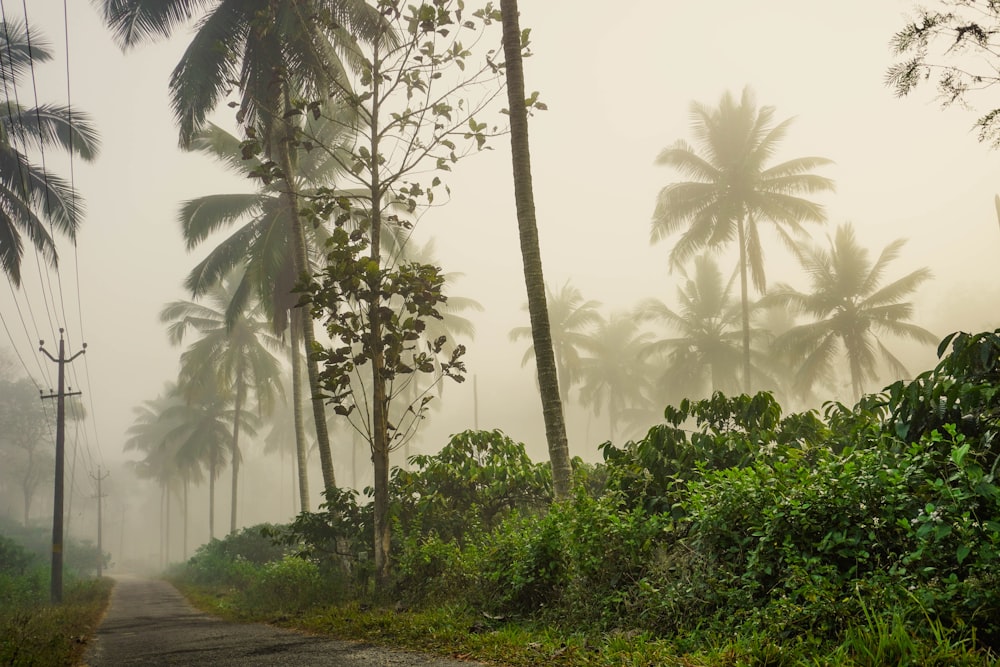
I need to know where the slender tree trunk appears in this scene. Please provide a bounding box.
[275,107,337,495]
[290,318,311,512]
[367,42,392,591]
[159,485,164,569]
[165,486,171,567]
[230,379,245,534]
[737,215,752,393]
[208,453,216,540]
[183,478,189,559]
[501,0,572,500]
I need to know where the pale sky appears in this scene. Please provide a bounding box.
[8,1,1000,525]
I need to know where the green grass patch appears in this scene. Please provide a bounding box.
[0,577,113,667]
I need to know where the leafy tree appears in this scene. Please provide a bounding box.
[499,0,572,500]
[0,20,99,285]
[161,275,282,535]
[636,255,751,405]
[305,225,467,588]
[297,0,510,587]
[509,280,601,405]
[0,378,51,525]
[97,0,387,497]
[576,312,652,442]
[764,223,937,401]
[887,1,1000,146]
[651,87,834,392]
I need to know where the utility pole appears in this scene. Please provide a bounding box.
[91,466,109,578]
[40,329,86,604]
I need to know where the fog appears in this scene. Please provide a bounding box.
[2,0,999,569]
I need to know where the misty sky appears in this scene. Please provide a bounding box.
[8,0,1000,489]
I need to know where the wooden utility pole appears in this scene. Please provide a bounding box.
[40,329,86,604]
[91,466,109,577]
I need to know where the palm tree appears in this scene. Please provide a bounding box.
[651,87,834,392]
[500,0,572,500]
[509,280,602,405]
[161,275,281,535]
[97,0,387,498]
[636,255,752,404]
[124,387,204,563]
[576,312,652,443]
[0,20,99,285]
[764,223,937,401]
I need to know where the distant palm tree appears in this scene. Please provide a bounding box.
[180,119,353,513]
[577,312,652,442]
[0,20,99,285]
[636,255,752,404]
[651,87,833,391]
[765,223,937,401]
[124,388,202,563]
[509,281,601,405]
[161,276,281,535]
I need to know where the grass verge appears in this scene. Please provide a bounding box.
[0,577,113,667]
[173,581,997,666]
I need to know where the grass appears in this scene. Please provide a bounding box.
[174,579,1000,667]
[0,577,113,667]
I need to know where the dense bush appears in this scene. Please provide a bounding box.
[392,429,551,541]
[236,555,323,615]
[181,523,292,588]
[0,518,107,577]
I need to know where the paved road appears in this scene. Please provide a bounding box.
[83,575,486,666]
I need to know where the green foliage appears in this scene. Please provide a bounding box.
[305,223,466,447]
[180,523,290,587]
[601,391,827,514]
[0,518,106,579]
[0,577,111,667]
[887,329,1000,448]
[392,429,551,540]
[236,555,323,616]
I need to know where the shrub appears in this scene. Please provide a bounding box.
[236,555,323,615]
[392,429,551,542]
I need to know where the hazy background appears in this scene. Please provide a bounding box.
[5,0,1000,567]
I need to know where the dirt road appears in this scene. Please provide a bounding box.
[83,575,486,666]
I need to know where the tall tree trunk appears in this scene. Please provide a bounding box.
[737,215,752,393]
[230,379,245,534]
[208,452,216,540]
[501,0,572,500]
[275,108,337,495]
[290,317,311,512]
[183,478,189,559]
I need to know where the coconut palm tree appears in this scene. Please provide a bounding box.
[576,312,653,443]
[509,280,602,406]
[97,0,388,499]
[124,387,206,563]
[161,275,281,535]
[0,20,99,285]
[764,223,937,401]
[500,0,572,500]
[651,87,834,392]
[636,255,753,405]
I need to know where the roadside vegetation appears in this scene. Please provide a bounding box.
[0,524,111,666]
[169,330,1000,665]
